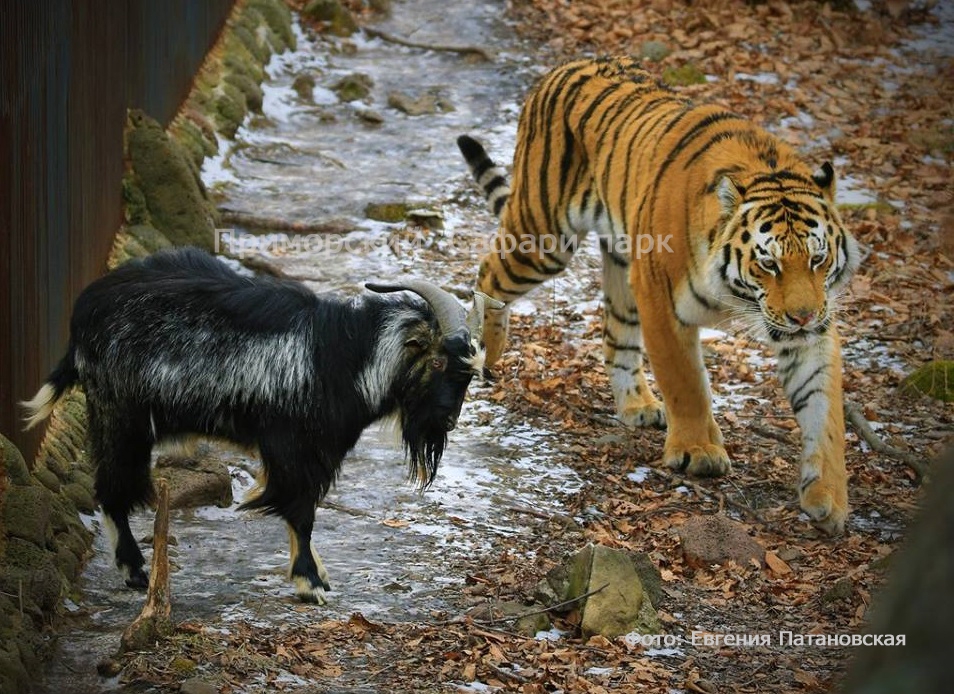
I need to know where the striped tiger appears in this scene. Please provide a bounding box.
[458,56,860,535]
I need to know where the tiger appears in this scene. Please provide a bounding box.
[457,56,860,535]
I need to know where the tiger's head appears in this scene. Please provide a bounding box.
[713,162,861,346]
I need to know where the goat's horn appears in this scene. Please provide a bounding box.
[366,281,467,336]
[466,291,505,343]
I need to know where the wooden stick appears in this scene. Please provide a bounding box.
[120,479,172,653]
[363,27,494,61]
[844,402,930,480]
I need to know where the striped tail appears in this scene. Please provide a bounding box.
[456,135,510,219]
[21,350,79,430]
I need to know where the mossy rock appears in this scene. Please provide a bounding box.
[32,467,61,494]
[365,201,410,223]
[214,81,249,139]
[639,40,670,62]
[62,482,96,515]
[225,72,264,113]
[125,109,215,250]
[293,73,317,102]
[249,0,295,51]
[231,23,271,65]
[900,361,954,402]
[304,0,358,37]
[662,63,707,86]
[0,647,30,694]
[1,435,30,486]
[221,41,266,84]
[126,224,173,253]
[0,538,64,613]
[333,73,374,102]
[2,486,52,546]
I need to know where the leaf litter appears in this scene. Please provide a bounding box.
[115,0,952,692]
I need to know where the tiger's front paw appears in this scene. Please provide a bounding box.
[799,476,848,536]
[620,401,667,429]
[664,443,731,477]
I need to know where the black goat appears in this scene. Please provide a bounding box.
[22,247,495,604]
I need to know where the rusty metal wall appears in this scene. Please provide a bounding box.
[0,0,236,457]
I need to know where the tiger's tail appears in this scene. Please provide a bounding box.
[456,135,510,219]
[21,349,79,430]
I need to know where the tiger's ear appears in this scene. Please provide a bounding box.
[812,162,836,200]
[716,176,743,215]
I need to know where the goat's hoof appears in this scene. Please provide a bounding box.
[125,569,148,590]
[293,576,328,605]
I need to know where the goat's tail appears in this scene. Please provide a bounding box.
[456,135,510,219]
[21,349,79,430]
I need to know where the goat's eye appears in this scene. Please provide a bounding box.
[758,258,779,275]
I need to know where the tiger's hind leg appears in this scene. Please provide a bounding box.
[600,239,666,429]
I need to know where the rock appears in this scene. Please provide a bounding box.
[0,538,64,613]
[582,545,660,639]
[365,201,410,223]
[630,552,663,607]
[678,515,764,568]
[386,90,453,116]
[639,40,671,61]
[303,0,358,37]
[1,434,31,486]
[899,360,954,402]
[407,208,444,230]
[125,224,173,254]
[2,486,52,546]
[822,576,854,603]
[544,544,660,639]
[355,107,385,125]
[333,73,373,102]
[125,109,216,251]
[293,73,317,103]
[662,63,708,87]
[154,445,233,510]
[61,482,97,514]
[180,678,218,694]
[467,600,551,637]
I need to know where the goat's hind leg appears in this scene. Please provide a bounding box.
[89,407,154,589]
[286,514,331,604]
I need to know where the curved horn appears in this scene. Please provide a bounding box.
[366,281,466,336]
[467,291,505,343]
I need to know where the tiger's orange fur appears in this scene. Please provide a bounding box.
[458,57,860,535]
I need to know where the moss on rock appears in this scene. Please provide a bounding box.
[126,109,216,250]
[900,361,954,402]
[304,0,358,37]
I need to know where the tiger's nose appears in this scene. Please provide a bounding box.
[787,309,816,327]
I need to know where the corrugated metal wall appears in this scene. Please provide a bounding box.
[0,0,236,457]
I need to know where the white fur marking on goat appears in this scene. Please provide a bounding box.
[20,383,57,430]
[141,329,313,414]
[100,515,135,581]
[357,307,415,412]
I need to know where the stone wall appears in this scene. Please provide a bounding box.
[0,2,294,691]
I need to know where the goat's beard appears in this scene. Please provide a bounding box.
[400,414,447,490]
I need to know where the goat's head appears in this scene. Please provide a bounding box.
[366,281,502,487]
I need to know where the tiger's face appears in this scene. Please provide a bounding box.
[715,163,860,346]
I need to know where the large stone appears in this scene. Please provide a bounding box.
[303,0,358,36]
[1,435,30,486]
[678,514,764,568]
[154,445,233,510]
[544,544,660,639]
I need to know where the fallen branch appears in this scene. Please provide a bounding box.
[501,502,579,528]
[121,479,172,653]
[364,27,494,62]
[844,402,930,481]
[218,210,355,235]
[475,582,610,626]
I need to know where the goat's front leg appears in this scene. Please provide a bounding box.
[285,511,331,604]
[776,326,849,535]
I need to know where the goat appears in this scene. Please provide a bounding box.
[21,247,496,604]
